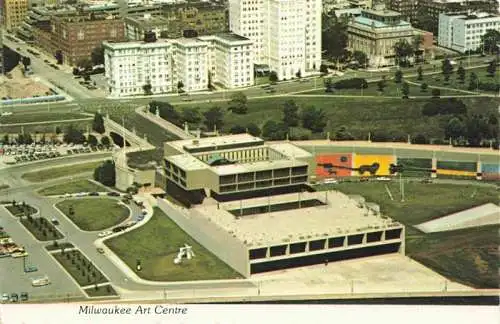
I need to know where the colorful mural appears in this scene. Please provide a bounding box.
[316,154,352,177]
[352,154,396,176]
[482,164,500,180]
[436,169,476,177]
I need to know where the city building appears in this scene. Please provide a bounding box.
[229,0,322,80]
[419,0,498,34]
[348,0,373,9]
[157,134,405,276]
[199,33,254,89]
[33,13,125,66]
[125,2,228,40]
[438,11,500,52]
[384,0,418,24]
[3,0,28,31]
[323,0,351,12]
[347,7,415,66]
[103,32,254,97]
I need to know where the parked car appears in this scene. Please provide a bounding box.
[10,293,18,302]
[20,292,28,301]
[88,192,99,196]
[137,214,145,221]
[376,177,391,181]
[97,231,112,238]
[51,218,59,225]
[107,192,120,197]
[24,265,38,273]
[96,247,105,254]
[421,178,433,184]
[1,293,9,302]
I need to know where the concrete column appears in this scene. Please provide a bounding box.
[343,236,348,248]
[431,157,437,178]
[305,242,310,252]
[265,248,270,259]
[362,233,367,244]
[476,161,482,181]
[381,230,386,241]
[286,244,290,255]
[399,227,406,256]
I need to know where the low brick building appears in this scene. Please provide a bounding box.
[33,13,125,66]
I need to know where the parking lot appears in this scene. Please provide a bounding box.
[0,143,113,165]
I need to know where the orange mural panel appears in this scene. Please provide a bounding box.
[315,154,352,177]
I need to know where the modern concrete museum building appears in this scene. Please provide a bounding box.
[159,134,405,276]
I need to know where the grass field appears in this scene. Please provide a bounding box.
[4,204,37,217]
[84,285,119,297]
[0,184,9,190]
[407,67,499,93]
[22,161,103,182]
[0,112,90,124]
[105,208,243,281]
[52,250,108,286]
[315,181,499,288]
[56,198,129,231]
[20,217,64,241]
[178,96,497,141]
[38,179,107,196]
[302,82,466,97]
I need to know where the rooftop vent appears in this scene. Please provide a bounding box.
[144,31,156,43]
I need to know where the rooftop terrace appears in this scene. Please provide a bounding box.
[194,191,402,247]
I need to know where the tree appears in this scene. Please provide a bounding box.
[87,134,98,147]
[181,107,201,124]
[441,59,454,82]
[486,60,497,77]
[394,70,403,83]
[177,81,184,93]
[468,72,479,91]
[229,125,246,134]
[92,112,105,134]
[322,11,349,62]
[480,29,500,54]
[246,123,261,137]
[262,120,288,140]
[203,106,224,131]
[282,100,300,127]
[228,92,248,114]
[393,39,413,66]
[100,136,110,146]
[76,58,92,71]
[465,114,490,146]
[420,82,428,92]
[301,106,327,133]
[457,64,466,83]
[91,46,104,66]
[149,101,182,126]
[412,34,424,62]
[295,70,302,78]
[413,7,436,34]
[417,66,423,81]
[94,160,116,186]
[431,88,441,98]
[352,51,368,67]
[334,126,354,140]
[143,83,152,95]
[401,82,410,99]
[377,79,386,92]
[269,71,278,83]
[55,50,63,65]
[412,133,429,144]
[22,56,31,69]
[319,64,328,75]
[63,125,85,144]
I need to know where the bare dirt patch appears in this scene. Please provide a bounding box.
[0,66,52,99]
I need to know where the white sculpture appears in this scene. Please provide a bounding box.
[173,244,195,265]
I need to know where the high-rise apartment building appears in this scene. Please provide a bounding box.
[103,33,254,97]
[229,0,322,80]
[3,0,28,31]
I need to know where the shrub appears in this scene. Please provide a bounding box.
[334,78,368,89]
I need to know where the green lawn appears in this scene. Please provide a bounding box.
[20,217,64,241]
[179,96,497,141]
[84,285,119,297]
[105,208,243,281]
[38,179,107,196]
[56,198,129,231]
[302,82,465,97]
[315,182,499,288]
[0,184,9,190]
[22,161,103,182]
[407,67,499,94]
[0,112,90,124]
[4,204,37,217]
[52,250,108,286]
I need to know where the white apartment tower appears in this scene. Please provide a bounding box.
[229,0,322,80]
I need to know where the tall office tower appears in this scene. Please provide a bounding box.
[229,0,322,80]
[0,0,4,76]
[3,0,28,31]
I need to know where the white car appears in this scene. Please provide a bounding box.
[98,231,112,238]
[376,177,391,181]
[0,112,13,116]
[1,293,9,302]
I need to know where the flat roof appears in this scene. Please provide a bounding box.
[215,33,251,43]
[194,191,402,247]
[353,16,411,28]
[268,143,312,160]
[173,37,208,46]
[363,9,401,17]
[169,134,263,152]
[125,15,170,25]
[214,159,308,175]
[167,154,208,171]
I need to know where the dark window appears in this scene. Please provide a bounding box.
[366,231,383,243]
[249,248,267,260]
[385,229,402,240]
[273,178,290,186]
[309,239,326,251]
[238,172,254,182]
[237,182,255,191]
[273,168,290,178]
[256,170,272,180]
[291,166,307,176]
[220,175,236,185]
[289,242,307,254]
[348,234,364,246]
[269,245,287,257]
